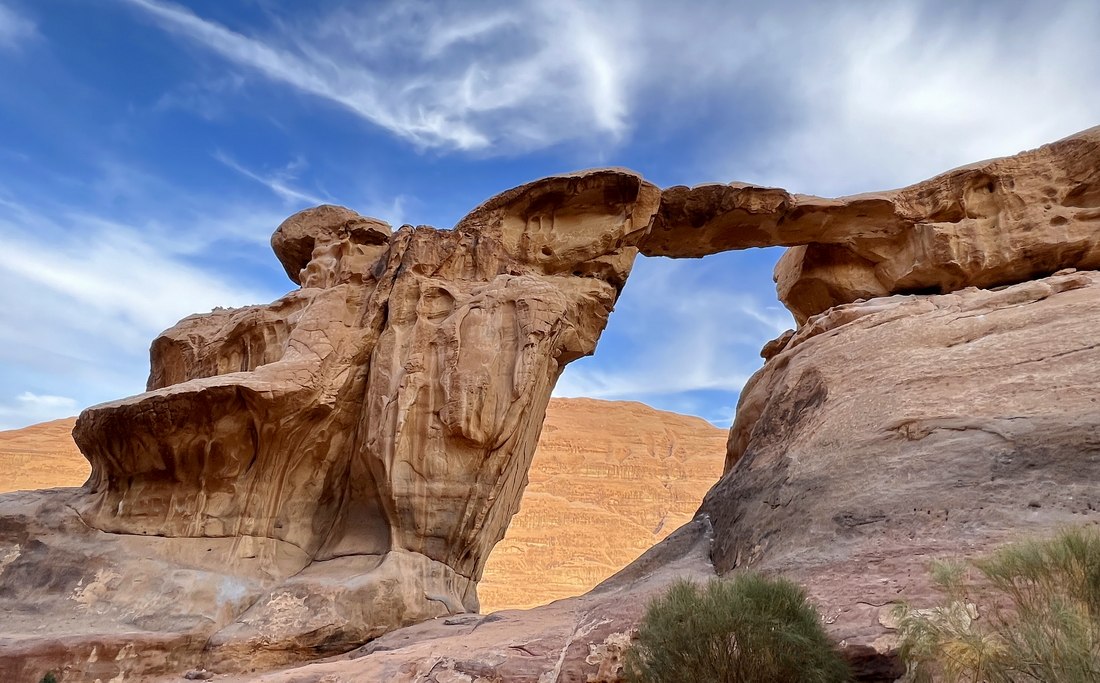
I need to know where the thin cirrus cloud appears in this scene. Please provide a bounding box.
[213,152,411,228]
[119,0,1100,186]
[214,151,329,207]
[0,185,283,429]
[119,0,633,151]
[724,1,1100,196]
[0,392,77,430]
[2,1,1097,431]
[0,2,35,51]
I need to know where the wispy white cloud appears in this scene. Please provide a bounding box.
[719,1,1100,195]
[15,392,76,410]
[120,0,636,152]
[212,151,411,227]
[214,151,328,206]
[0,393,78,430]
[0,184,281,428]
[0,3,36,51]
[152,73,246,121]
[555,251,793,426]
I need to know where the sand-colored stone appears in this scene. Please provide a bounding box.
[182,518,720,683]
[225,269,1100,683]
[0,418,87,492]
[4,127,1100,682]
[478,398,724,611]
[706,268,1100,676]
[640,126,1100,324]
[0,168,663,681]
[0,398,726,615]
[775,128,1100,323]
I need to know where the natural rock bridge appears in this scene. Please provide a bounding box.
[1,126,1098,679]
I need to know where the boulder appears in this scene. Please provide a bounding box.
[269,204,391,285]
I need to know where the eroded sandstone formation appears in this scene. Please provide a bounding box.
[705,268,1100,674]
[0,399,727,614]
[2,126,1099,682]
[238,268,1100,683]
[643,125,1100,324]
[0,169,662,681]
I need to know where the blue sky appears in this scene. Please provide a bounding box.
[0,0,1097,430]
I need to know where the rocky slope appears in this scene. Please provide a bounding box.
[0,399,726,613]
[2,126,1098,682]
[230,267,1100,683]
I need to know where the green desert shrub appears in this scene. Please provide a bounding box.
[39,674,58,683]
[624,573,849,683]
[896,526,1100,682]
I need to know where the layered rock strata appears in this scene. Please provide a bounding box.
[2,127,1099,682]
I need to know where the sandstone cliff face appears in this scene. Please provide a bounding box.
[707,268,1100,671]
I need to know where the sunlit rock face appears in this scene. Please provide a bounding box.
[0,169,661,679]
[641,126,1100,325]
[3,127,1100,682]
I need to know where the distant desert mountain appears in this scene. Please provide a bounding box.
[479,398,726,611]
[0,417,88,492]
[0,398,725,612]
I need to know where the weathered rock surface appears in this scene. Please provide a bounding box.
[0,168,662,681]
[188,517,719,683]
[708,268,1100,673]
[642,126,1100,324]
[208,269,1100,683]
[4,127,1100,682]
[0,399,726,614]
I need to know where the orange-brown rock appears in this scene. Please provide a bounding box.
[776,127,1100,323]
[0,400,725,616]
[641,126,1100,324]
[706,268,1100,676]
[269,203,392,285]
[221,269,1100,683]
[478,398,724,612]
[5,126,1100,682]
[0,168,662,681]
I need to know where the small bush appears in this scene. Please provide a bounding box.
[39,674,58,683]
[896,526,1100,682]
[624,573,849,683]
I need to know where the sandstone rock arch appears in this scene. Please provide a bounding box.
[1,126,1098,680]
